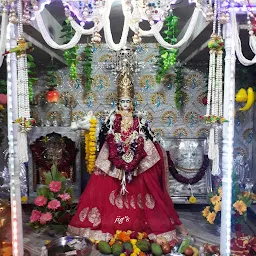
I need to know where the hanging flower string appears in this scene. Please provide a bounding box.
[199,114,228,124]
[202,0,225,176]
[85,118,97,174]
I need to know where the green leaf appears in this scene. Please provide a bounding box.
[40,186,51,199]
[51,164,59,181]
[27,54,34,61]
[44,171,52,185]
[49,192,54,200]
[37,187,43,196]
[27,62,36,68]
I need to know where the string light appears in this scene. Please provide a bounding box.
[6,23,24,256]
[220,16,236,255]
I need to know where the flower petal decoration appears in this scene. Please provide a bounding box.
[233,200,247,215]
[206,212,216,224]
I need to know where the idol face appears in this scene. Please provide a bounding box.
[119,97,132,111]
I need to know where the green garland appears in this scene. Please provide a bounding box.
[27,54,38,103]
[174,65,184,110]
[83,44,93,91]
[46,63,58,89]
[61,19,78,80]
[156,14,179,83]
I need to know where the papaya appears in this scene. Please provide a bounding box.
[136,239,151,252]
[151,242,163,256]
[112,242,123,256]
[123,242,133,254]
[98,241,112,254]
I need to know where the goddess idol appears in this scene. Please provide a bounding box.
[68,68,187,241]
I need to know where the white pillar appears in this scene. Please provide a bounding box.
[220,21,236,255]
[6,23,24,256]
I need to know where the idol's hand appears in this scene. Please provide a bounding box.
[71,111,94,131]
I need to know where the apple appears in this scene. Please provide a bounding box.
[161,243,171,254]
[184,246,194,256]
[46,89,59,103]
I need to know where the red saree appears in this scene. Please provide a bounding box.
[67,114,182,241]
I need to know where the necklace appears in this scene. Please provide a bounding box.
[120,111,133,131]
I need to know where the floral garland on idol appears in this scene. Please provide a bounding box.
[85,117,97,174]
[106,114,147,194]
[201,0,228,176]
[167,152,209,204]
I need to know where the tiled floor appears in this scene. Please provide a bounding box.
[20,205,256,256]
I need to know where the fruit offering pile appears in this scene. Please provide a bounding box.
[94,231,199,256]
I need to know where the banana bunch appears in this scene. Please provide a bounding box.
[235,87,256,111]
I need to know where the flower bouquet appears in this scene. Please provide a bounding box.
[202,172,256,230]
[29,165,76,233]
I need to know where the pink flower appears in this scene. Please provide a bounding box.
[39,212,52,225]
[47,199,61,210]
[58,193,71,201]
[49,181,62,193]
[30,210,42,223]
[34,196,47,207]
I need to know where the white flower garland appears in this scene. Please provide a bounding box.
[34,11,82,49]
[33,1,200,51]
[206,0,223,176]
[17,0,30,163]
[231,8,256,66]
[103,0,130,51]
[152,7,200,49]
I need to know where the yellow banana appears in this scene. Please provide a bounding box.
[239,87,255,111]
[235,88,248,102]
[190,246,199,256]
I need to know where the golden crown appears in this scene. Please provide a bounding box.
[116,69,134,100]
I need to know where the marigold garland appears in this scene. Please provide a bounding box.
[85,118,97,174]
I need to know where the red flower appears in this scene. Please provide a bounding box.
[58,193,71,201]
[34,196,47,207]
[47,199,61,210]
[49,181,62,193]
[39,212,52,225]
[30,210,42,223]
